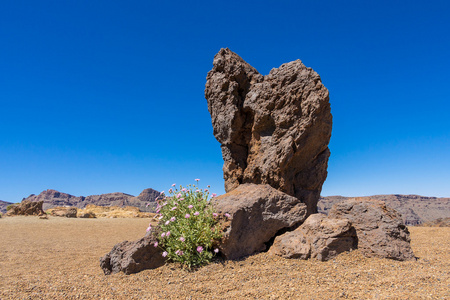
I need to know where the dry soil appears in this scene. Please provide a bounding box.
[0,216,448,299]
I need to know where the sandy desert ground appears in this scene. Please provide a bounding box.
[0,216,449,299]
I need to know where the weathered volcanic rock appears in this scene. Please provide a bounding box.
[205,48,332,215]
[328,199,416,261]
[49,207,78,218]
[319,194,450,226]
[270,214,357,261]
[100,232,165,275]
[212,184,307,260]
[6,200,45,216]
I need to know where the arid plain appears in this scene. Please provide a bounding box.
[0,216,448,299]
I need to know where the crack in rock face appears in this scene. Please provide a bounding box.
[205,48,332,215]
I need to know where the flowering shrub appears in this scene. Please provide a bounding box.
[149,180,222,268]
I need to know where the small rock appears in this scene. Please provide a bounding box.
[328,198,416,261]
[100,232,165,275]
[270,214,357,261]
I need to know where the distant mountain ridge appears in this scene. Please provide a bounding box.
[20,188,160,212]
[318,194,450,225]
[0,200,14,214]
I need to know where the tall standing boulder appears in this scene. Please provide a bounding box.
[328,198,416,261]
[205,48,332,214]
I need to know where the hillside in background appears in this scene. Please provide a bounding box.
[318,195,450,225]
[18,188,160,212]
[0,200,14,214]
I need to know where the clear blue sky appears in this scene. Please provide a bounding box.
[1,0,449,203]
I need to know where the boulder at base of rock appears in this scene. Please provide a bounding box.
[212,183,307,260]
[100,233,165,275]
[328,198,416,261]
[270,214,357,261]
[6,200,45,216]
[205,48,332,215]
[48,207,78,218]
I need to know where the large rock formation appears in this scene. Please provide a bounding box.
[100,232,165,275]
[328,199,416,261]
[22,188,160,212]
[319,194,450,226]
[270,213,357,261]
[205,48,332,214]
[47,206,78,218]
[211,184,307,260]
[6,200,45,216]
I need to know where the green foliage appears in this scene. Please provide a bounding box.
[6,204,18,211]
[150,181,221,268]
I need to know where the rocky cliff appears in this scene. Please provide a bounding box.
[21,188,160,212]
[318,195,450,225]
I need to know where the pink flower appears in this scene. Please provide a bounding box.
[172,183,176,187]
[195,179,200,182]
[177,193,182,198]
[175,250,184,256]
[171,207,177,211]
[225,213,231,218]
[161,232,165,237]
[146,226,152,232]
[205,189,209,192]
[213,213,218,217]
[160,191,165,195]
[196,246,203,253]
[170,216,176,222]
[181,188,187,192]
[154,242,158,247]
[162,251,168,257]
[179,198,184,201]
[194,211,200,216]
[179,237,185,242]
[207,185,210,188]
[166,231,170,237]
[214,248,219,253]
[168,188,173,193]
[185,214,190,219]
[211,193,217,198]
[158,215,163,220]
[165,220,170,225]
[188,205,193,209]
[195,189,200,193]
[156,208,160,213]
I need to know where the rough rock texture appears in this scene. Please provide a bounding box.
[319,195,450,226]
[205,48,332,215]
[48,207,78,218]
[22,188,160,212]
[270,214,357,261]
[6,200,45,216]
[328,199,416,261]
[100,232,165,275]
[211,184,307,260]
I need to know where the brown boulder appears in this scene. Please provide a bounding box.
[212,184,307,260]
[205,48,332,215]
[100,232,165,275]
[48,207,78,218]
[328,198,416,261]
[270,214,357,261]
[6,200,45,216]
